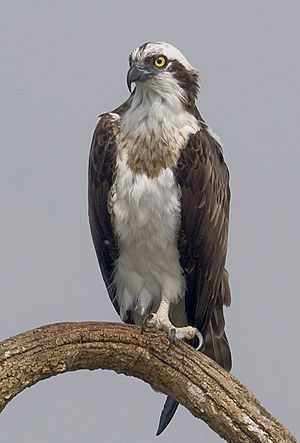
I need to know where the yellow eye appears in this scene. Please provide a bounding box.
[154,56,166,68]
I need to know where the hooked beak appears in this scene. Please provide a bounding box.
[127,64,150,92]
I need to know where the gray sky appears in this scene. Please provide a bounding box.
[1,1,299,442]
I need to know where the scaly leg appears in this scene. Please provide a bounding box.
[144,298,203,350]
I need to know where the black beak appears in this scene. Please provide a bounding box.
[127,64,149,92]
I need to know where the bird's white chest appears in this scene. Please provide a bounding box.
[112,157,181,251]
[111,156,184,320]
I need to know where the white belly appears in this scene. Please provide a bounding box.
[112,158,185,321]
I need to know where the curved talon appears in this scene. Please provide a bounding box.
[195,330,204,351]
[141,313,154,334]
[168,328,176,346]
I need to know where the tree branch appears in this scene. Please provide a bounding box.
[0,322,296,442]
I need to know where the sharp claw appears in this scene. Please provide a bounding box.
[168,328,176,348]
[141,313,154,334]
[141,313,203,352]
[195,330,204,351]
[141,324,146,335]
[141,316,147,335]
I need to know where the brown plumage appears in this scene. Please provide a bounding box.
[89,107,231,369]
[176,124,231,370]
[88,41,232,435]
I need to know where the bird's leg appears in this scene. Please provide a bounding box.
[145,298,203,350]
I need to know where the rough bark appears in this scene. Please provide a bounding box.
[0,322,296,443]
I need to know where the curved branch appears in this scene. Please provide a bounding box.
[0,322,296,442]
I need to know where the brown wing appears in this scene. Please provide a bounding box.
[88,113,120,314]
[176,122,232,370]
[88,97,133,317]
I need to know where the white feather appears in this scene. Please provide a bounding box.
[111,47,199,323]
[113,162,184,319]
[130,41,197,73]
[121,77,199,148]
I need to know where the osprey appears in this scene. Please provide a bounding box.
[88,41,232,435]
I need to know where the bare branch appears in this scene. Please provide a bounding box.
[0,322,296,442]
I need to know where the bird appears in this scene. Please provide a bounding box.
[88,41,232,436]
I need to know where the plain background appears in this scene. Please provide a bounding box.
[1,1,299,442]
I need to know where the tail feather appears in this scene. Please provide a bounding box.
[156,396,179,436]
[203,324,232,372]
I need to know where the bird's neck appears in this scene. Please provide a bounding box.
[117,85,199,178]
[121,84,197,140]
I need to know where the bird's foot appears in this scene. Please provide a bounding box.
[143,312,203,350]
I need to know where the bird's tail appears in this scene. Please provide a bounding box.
[156,396,179,436]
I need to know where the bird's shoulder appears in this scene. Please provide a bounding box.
[89,96,134,185]
[177,119,230,193]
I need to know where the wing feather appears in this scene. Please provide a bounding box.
[88,113,120,314]
[88,97,133,316]
[176,123,231,368]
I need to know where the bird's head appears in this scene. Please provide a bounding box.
[127,42,199,105]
